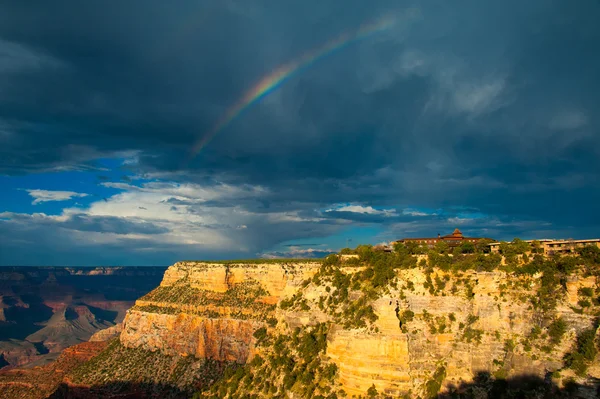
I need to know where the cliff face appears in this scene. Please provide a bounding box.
[158,261,318,297]
[121,261,320,363]
[323,269,590,396]
[117,260,600,397]
[122,312,259,362]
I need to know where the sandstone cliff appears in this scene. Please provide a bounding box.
[111,258,600,398]
[121,261,320,362]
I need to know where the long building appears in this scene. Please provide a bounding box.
[489,238,600,256]
[395,228,492,249]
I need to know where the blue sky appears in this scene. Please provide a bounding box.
[1,1,599,265]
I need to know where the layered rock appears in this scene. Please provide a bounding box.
[118,261,600,397]
[88,323,122,342]
[0,341,108,399]
[324,269,599,396]
[0,340,39,368]
[160,261,319,296]
[121,261,321,363]
[0,266,166,369]
[123,312,259,362]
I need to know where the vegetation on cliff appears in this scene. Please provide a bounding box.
[280,257,380,330]
[277,243,599,396]
[133,278,276,320]
[69,339,231,398]
[195,323,343,399]
[564,322,600,377]
[280,241,600,332]
[81,241,600,398]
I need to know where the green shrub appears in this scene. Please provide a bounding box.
[578,245,600,264]
[323,254,341,267]
[564,327,599,376]
[253,327,267,342]
[547,317,567,345]
[578,287,594,297]
[466,314,479,325]
[367,384,378,398]
[424,365,446,399]
[322,363,338,381]
[266,317,278,327]
[577,328,598,361]
[399,310,415,323]
[463,327,484,344]
[577,299,591,308]
[504,339,516,352]
[567,352,589,376]
[464,283,475,299]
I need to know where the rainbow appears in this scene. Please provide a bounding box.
[187,16,397,161]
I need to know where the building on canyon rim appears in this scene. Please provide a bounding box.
[394,228,491,249]
[394,228,600,257]
[489,238,600,256]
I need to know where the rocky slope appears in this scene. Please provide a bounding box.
[0,266,166,369]
[0,341,109,399]
[66,254,600,398]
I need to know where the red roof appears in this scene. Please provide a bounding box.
[395,228,489,243]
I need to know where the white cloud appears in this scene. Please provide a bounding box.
[26,189,88,205]
[5,184,254,256]
[99,181,266,205]
[325,204,398,217]
[51,180,337,253]
[402,208,435,217]
[5,179,398,264]
[72,182,265,248]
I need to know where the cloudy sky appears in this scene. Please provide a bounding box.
[1,1,599,266]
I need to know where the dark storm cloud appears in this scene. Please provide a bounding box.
[0,217,244,266]
[0,0,399,172]
[1,0,599,263]
[64,214,168,235]
[321,210,400,224]
[0,212,168,235]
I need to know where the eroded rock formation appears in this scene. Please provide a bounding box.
[116,260,600,397]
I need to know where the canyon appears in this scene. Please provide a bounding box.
[3,254,600,398]
[0,266,166,369]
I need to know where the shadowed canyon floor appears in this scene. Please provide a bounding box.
[0,267,166,369]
